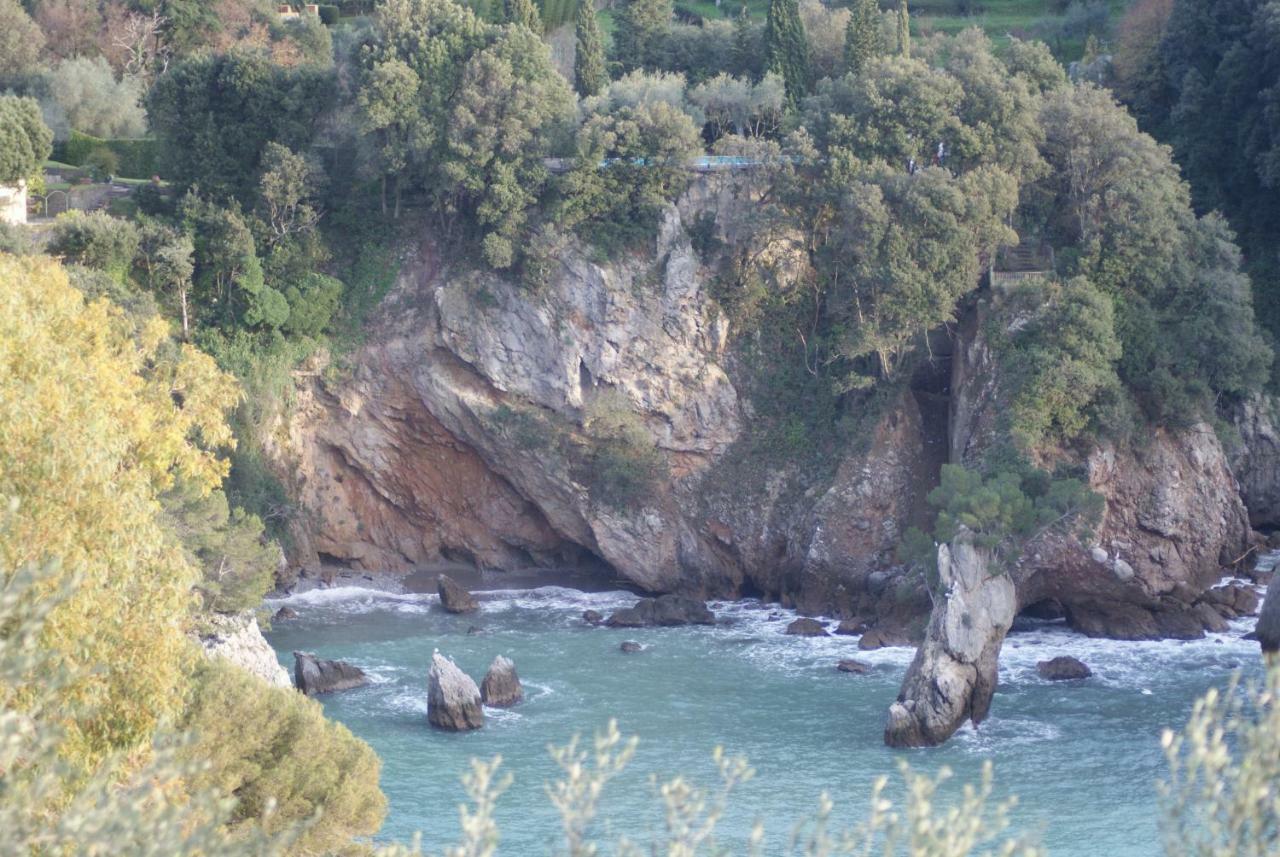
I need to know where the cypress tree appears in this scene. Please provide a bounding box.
[504,0,542,32]
[732,5,753,79]
[763,0,810,105]
[843,0,882,76]
[896,0,909,57]
[575,0,608,97]
[614,0,673,72]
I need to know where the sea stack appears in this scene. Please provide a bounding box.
[428,651,484,730]
[884,530,1015,748]
[437,574,479,614]
[1257,572,1280,657]
[479,655,523,707]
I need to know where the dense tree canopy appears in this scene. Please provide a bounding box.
[0,95,52,185]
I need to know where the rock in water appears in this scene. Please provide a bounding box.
[837,659,871,674]
[480,655,523,707]
[294,651,370,695]
[785,617,829,636]
[1257,571,1280,655]
[582,609,604,625]
[1037,656,1092,680]
[273,606,299,621]
[438,574,479,614]
[884,532,1016,748]
[605,594,715,627]
[428,652,484,730]
[620,641,643,653]
[834,618,868,636]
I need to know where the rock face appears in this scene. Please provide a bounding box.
[479,655,523,707]
[605,594,715,627]
[885,534,1016,748]
[951,299,1252,641]
[428,652,484,730]
[785,617,829,636]
[268,190,1255,643]
[197,612,291,689]
[1036,656,1092,680]
[1231,395,1280,529]
[294,651,370,695]
[438,574,479,613]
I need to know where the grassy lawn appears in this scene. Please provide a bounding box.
[598,0,1124,62]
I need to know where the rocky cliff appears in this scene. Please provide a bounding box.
[268,196,1261,640]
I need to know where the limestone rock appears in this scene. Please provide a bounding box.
[884,534,1016,748]
[620,641,643,653]
[428,652,484,730]
[438,574,479,614]
[785,617,829,636]
[294,651,370,695]
[198,612,291,689]
[605,594,714,627]
[837,659,871,674]
[1230,395,1280,529]
[479,655,523,707]
[1036,656,1092,681]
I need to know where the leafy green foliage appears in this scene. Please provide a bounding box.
[0,94,53,185]
[180,659,387,852]
[990,276,1121,455]
[908,463,1102,560]
[0,253,238,766]
[560,76,703,250]
[148,52,334,203]
[163,483,279,614]
[614,0,674,72]
[47,210,142,283]
[49,56,148,139]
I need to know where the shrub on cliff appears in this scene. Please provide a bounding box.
[0,252,238,766]
[180,659,387,853]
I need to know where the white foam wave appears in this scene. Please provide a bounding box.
[269,585,433,608]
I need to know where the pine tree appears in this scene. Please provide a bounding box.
[763,0,809,105]
[575,0,608,97]
[614,0,673,72]
[896,0,909,57]
[843,0,882,76]
[504,0,542,32]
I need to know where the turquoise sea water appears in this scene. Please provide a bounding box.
[264,577,1265,855]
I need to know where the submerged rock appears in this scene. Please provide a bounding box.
[837,659,871,674]
[605,594,715,627]
[582,609,604,625]
[620,641,643,653]
[273,606,299,622]
[294,651,370,695]
[428,652,484,730]
[1036,656,1092,681]
[885,533,1015,748]
[834,617,869,636]
[437,574,479,614]
[479,655,523,707]
[785,618,829,636]
[858,627,913,650]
